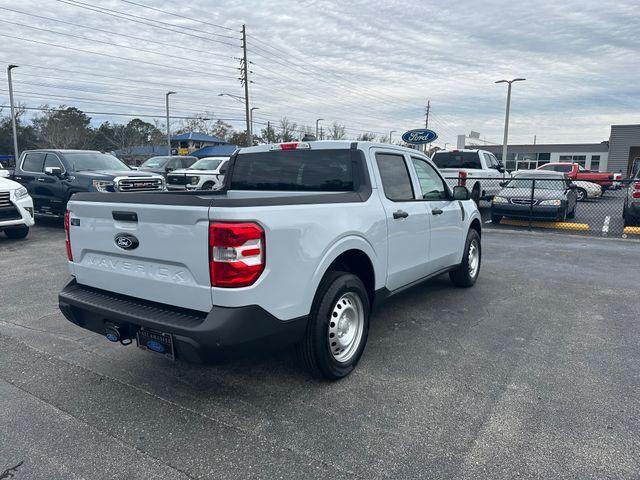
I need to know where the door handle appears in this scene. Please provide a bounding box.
[393,210,409,219]
[432,208,444,215]
[37,178,46,182]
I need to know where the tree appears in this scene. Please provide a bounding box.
[259,122,278,144]
[175,112,231,140]
[328,121,346,140]
[93,118,164,153]
[227,130,249,147]
[278,117,298,142]
[32,106,93,149]
[0,105,37,158]
[357,132,376,141]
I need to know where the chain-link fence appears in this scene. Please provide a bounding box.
[445,175,640,239]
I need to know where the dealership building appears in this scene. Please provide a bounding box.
[460,124,640,176]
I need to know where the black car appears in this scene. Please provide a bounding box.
[13,149,165,216]
[491,170,578,223]
[138,155,198,178]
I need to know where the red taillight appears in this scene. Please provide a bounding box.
[64,210,73,261]
[633,191,640,199]
[209,222,265,287]
[458,170,467,187]
[634,182,640,190]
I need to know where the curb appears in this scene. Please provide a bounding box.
[500,219,590,231]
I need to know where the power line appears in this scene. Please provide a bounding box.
[0,6,236,62]
[0,19,238,72]
[0,32,239,81]
[53,0,240,48]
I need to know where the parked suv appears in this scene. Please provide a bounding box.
[166,157,229,190]
[623,171,640,227]
[13,150,165,216]
[431,149,507,203]
[0,175,35,239]
[138,155,198,178]
[59,141,482,380]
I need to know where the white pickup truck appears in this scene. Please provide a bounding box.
[432,149,507,203]
[58,141,482,379]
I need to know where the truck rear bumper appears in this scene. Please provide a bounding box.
[58,279,307,363]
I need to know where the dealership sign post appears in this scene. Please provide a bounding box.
[401,129,438,145]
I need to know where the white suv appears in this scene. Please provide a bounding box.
[166,157,229,190]
[0,176,35,239]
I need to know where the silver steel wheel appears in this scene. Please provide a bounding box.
[328,292,364,363]
[468,239,480,279]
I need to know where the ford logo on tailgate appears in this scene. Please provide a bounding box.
[401,129,438,144]
[114,233,139,250]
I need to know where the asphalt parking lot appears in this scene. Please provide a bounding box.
[1,222,639,479]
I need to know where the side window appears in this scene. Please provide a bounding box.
[411,158,448,200]
[538,164,553,171]
[489,154,500,167]
[182,157,196,168]
[219,161,228,174]
[22,152,46,173]
[44,154,64,172]
[375,153,414,201]
[483,153,494,168]
[558,165,572,173]
[169,158,182,169]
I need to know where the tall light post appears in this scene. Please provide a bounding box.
[315,118,324,139]
[389,130,396,144]
[165,91,176,156]
[250,107,259,143]
[218,92,245,104]
[7,65,19,162]
[495,78,525,172]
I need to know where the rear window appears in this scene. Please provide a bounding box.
[230,149,354,191]
[432,152,482,169]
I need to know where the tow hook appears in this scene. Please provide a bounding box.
[105,323,132,345]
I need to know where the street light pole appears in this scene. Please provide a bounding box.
[495,78,526,173]
[315,118,324,139]
[389,130,396,144]
[165,91,176,156]
[250,107,259,141]
[7,65,19,163]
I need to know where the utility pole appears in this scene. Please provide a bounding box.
[389,130,396,144]
[241,24,252,147]
[315,118,324,139]
[165,91,176,156]
[425,100,430,129]
[7,65,19,163]
[320,126,324,140]
[495,78,526,172]
[533,135,537,145]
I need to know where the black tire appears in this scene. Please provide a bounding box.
[491,214,503,224]
[201,182,215,190]
[449,229,481,288]
[4,226,29,239]
[471,184,481,205]
[576,188,587,202]
[298,271,370,380]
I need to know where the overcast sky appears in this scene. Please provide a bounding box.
[1,0,638,147]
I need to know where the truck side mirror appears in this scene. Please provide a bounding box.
[44,166,62,177]
[452,185,470,201]
[497,165,505,173]
[499,181,508,188]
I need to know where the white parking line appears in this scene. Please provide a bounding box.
[602,215,610,234]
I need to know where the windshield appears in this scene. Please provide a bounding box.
[432,152,482,169]
[191,159,223,170]
[506,178,567,190]
[65,152,130,172]
[141,157,171,168]
[231,149,354,191]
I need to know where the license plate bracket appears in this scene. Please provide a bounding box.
[136,328,175,360]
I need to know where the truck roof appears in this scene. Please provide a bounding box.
[238,140,430,156]
[20,149,104,155]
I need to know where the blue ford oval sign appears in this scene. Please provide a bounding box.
[401,129,438,145]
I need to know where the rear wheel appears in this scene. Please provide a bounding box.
[298,271,370,380]
[4,226,29,239]
[449,229,481,288]
[201,182,215,190]
[576,188,587,202]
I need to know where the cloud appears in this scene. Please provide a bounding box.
[0,0,638,146]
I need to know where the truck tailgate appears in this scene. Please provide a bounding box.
[67,199,212,312]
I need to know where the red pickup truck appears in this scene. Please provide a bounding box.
[537,163,614,190]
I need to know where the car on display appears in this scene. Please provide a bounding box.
[58,141,482,380]
[536,162,615,191]
[166,157,229,191]
[0,175,35,239]
[623,172,640,227]
[431,148,507,204]
[491,170,578,223]
[0,162,10,178]
[12,149,165,217]
[138,155,198,178]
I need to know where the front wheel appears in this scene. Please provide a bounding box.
[298,271,370,380]
[4,226,29,239]
[576,188,587,202]
[449,229,481,288]
[201,181,215,190]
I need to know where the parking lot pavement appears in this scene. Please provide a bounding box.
[480,189,630,237]
[1,224,639,479]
